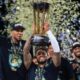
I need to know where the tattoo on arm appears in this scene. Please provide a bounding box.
[23,36,32,69]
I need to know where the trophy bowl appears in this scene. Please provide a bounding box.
[31,35,49,46]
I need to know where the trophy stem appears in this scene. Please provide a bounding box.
[36,10,40,34]
[33,8,36,34]
[40,11,46,34]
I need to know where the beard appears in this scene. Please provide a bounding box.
[37,60,46,65]
[75,52,80,59]
[76,56,80,59]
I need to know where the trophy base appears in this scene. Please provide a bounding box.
[31,35,49,46]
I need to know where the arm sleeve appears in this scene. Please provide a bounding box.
[46,30,60,53]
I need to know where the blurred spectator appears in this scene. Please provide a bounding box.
[70,42,80,80]
[0,23,27,80]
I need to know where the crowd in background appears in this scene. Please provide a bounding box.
[56,27,80,59]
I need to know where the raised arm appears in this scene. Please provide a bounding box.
[23,36,32,70]
[43,22,61,67]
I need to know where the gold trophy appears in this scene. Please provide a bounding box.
[31,0,50,46]
[31,0,50,56]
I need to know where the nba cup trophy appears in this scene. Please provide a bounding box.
[31,0,50,56]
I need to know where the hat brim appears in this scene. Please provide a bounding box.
[12,26,25,31]
[35,47,47,56]
[36,49,47,56]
